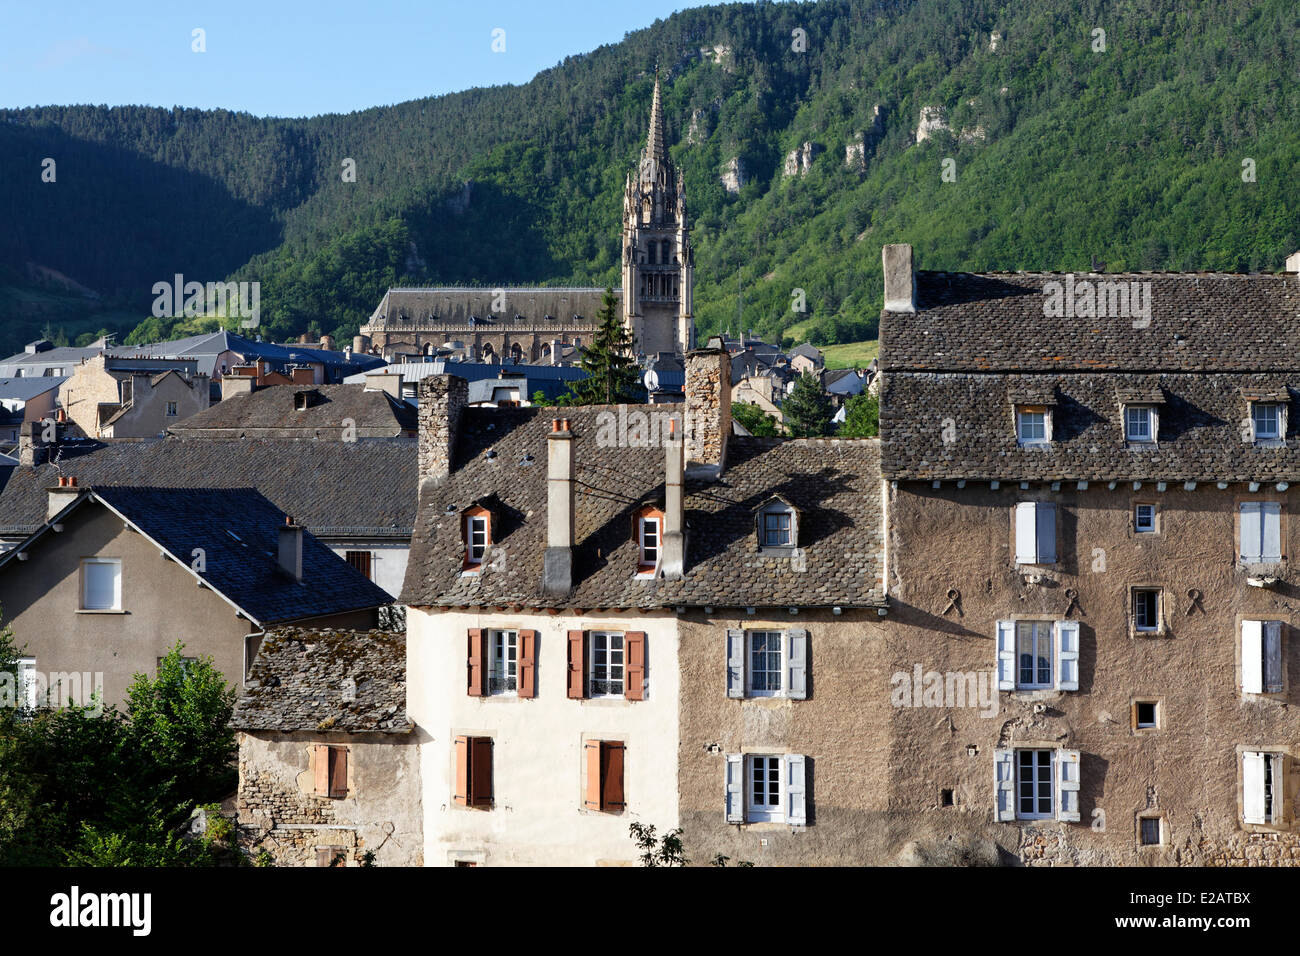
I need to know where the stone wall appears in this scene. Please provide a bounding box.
[684,349,730,471]
[417,374,467,487]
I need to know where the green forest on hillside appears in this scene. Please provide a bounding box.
[2,0,1299,357]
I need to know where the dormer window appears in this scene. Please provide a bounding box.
[1124,405,1156,443]
[755,497,799,554]
[637,510,662,574]
[462,506,491,571]
[1253,403,1282,442]
[1015,406,1049,446]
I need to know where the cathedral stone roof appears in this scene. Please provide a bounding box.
[365,287,617,331]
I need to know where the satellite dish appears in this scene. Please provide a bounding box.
[643,370,659,391]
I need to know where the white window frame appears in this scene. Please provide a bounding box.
[761,508,793,548]
[17,658,38,711]
[80,558,122,611]
[487,630,518,696]
[1134,700,1158,730]
[1138,815,1164,846]
[1016,407,1049,445]
[465,514,488,566]
[637,515,661,572]
[1133,588,1160,633]
[1124,405,1156,443]
[1134,503,1156,533]
[1015,620,1053,690]
[1016,749,1055,820]
[588,631,625,698]
[1252,402,1283,442]
[747,754,784,823]
[746,630,784,697]
[1239,501,1282,564]
[1014,501,1056,564]
[165,401,178,417]
[996,619,1078,692]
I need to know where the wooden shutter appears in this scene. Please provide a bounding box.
[1055,749,1080,822]
[467,628,485,696]
[603,742,625,811]
[784,753,807,825]
[1014,503,1037,564]
[1243,751,1267,824]
[786,629,808,699]
[1263,503,1283,561]
[1263,621,1284,694]
[316,846,345,867]
[996,621,1016,690]
[1054,620,1079,691]
[328,746,348,798]
[1036,503,1056,562]
[313,744,330,796]
[1241,503,1262,561]
[567,630,586,699]
[518,630,537,699]
[1242,620,1264,694]
[469,737,493,808]
[625,631,646,700]
[454,736,470,806]
[724,753,744,823]
[584,741,603,809]
[994,749,1015,821]
[726,629,745,698]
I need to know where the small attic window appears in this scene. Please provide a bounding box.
[755,497,798,553]
[1251,402,1285,443]
[294,389,321,411]
[1015,406,1050,446]
[1124,405,1157,443]
[462,505,492,572]
[634,505,664,575]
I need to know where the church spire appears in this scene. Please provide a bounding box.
[645,72,667,164]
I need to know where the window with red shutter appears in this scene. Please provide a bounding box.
[469,736,493,808]
[313,744,330,796]
[454,736,470,806]
[624,632,646,700]
[567,630,587,699]
[518,630,537,698]
[584,741,603,810]
[583,740,626,812]
[467,629,485,696]
[328,746,348,798]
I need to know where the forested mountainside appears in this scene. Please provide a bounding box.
[2,0,1298,356]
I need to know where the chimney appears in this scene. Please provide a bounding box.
[291,367,315,385]
[661,417,685,578]
[47,475,79,520]
[552,339,562,366]
[1286,251,1300,273]
[542,418,574,595]
[417,374,468,487]
[278,516,303,582]
[882,243,916,312]
[365,373,403,399]
[221,375,256,401]
[18,420,48,467]
[684,347,732,479]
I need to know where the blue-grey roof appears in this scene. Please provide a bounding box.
[11,486,392,626]
[0,376,66,401]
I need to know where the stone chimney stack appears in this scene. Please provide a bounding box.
[552,339,562,366]
[221,375,256,401]
[684,347,732,479]
[47,475,79,520]
[18,420,49,467]
[417,374,468,488]
[661,417,685,578]
[542,418,575,596]
[1286,251,1300,273]
[882,243,916,312]
[278,516,303,582]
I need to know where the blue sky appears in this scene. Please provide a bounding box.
[0,0,724,117]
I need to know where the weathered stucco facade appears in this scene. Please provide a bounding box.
[408,609,680,866]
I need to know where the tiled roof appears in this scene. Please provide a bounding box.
[367,288,616,328]
[166,384,416,437]
[232,628,409,733]
[86,486,392,624]
[0,437,415,537]
[880,372,1300,481]
[401,405,885,609]
[881,271,1300,372]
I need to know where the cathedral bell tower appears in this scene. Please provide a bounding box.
[621,74,694,357]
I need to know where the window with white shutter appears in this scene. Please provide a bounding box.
[1242,751,1283,826]
[994,749,1016,821]
[1055,750,1081,822]
[1240,502,1282,564]
[1014,502,1056,564]
[728,629,809,699]
[1054,620,1080,691]
[1242,620,1284,695]
[17,658,38,711]
[724,753,744,823]
[725,629,744,698]
[997,620,1078,692]
[996,621,1016,690]
[784,754,807,826]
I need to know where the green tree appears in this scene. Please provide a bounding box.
[782,372,833,437]
[732,400,780,436]
[628,822,687,867]
[839,391,879,438]
[565,289,640,405]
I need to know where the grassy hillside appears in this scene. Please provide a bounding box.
[2,0,1298,357]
